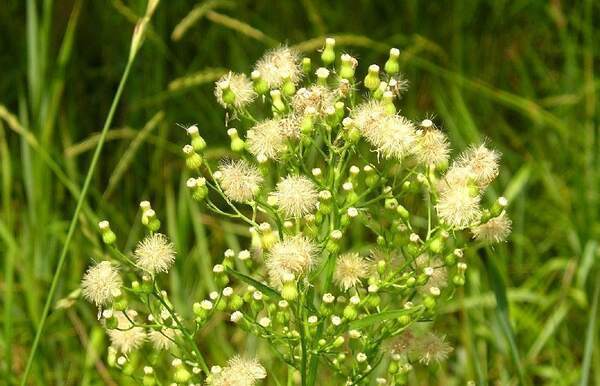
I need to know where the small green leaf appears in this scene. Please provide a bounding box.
[227,268,282,300]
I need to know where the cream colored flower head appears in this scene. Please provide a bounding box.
[214,71,257,109]
[471,211,512,243]
[266,235,318,288]
[134,233,176,274]
[333,252,371,291]
[218,160,263,203]
[148,327,181,351]
[292,85,336,117]
[246,118,288,162]
[352,101,416,159]
[207,355,267,386]
[436,184,481,230]
[415,128,450,167]
[81,261,122,307]
[456,143,500,188]
[107,311,146,354]
[254,46,302,88]
[273,175,319,218]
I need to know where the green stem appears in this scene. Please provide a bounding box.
[20,44,140,386]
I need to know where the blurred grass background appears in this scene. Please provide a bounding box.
[0,0,598,385]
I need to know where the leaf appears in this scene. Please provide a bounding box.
[580,272,600,386]
[227,268,282,300]
[347,307,422,329]
[486,252,529,385]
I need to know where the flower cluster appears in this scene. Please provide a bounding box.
[81,38,510,385]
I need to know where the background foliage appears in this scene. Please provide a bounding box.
[0,0,598,385]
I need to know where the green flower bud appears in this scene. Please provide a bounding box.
[270,90,286,114]
[105,315,118,329]
[423,296,436,309]
[113,297,128,311]
[388,361,399,374]
[227,128,245,152]
[398,314,411,325]
[321,38,336,65]
[316,67,330,86]
[384,48,401,75]
[187,125,207,152]
[302,57,312,74]
[364,64,381,91]
[282,77,296,96]
[396,205,409,219]
[428,237,444,254]
[251,70,269,95]
[340,54,356,79]
[98,221,116,245]
[173,364,191,383]
[183,145,203,170]
[373,81,387,100]
[385,197,399,210]
[343,305,358,320]
[332,336,345,348]
[229,294,244,311]
[377,260,386,275]
[382,90,396,114]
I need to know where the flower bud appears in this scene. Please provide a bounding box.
[321,37,336,65]
[187,177,208,201]
[340,54,357,79]
[182,144,203,170]
[227,128,245,152]
[302,57,312,74]
[270,90,286,114]
[186,124,207,151]
[384,48,401,75]
[364,64,381,91]
[396,205,409,220]
[98,220,117,245]
[281,280,299,301]
[251,70,269,95]
[316,67,330,86]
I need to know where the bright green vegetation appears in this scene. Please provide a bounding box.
[0,1,598,385]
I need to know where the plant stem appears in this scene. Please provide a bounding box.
[20,45,139,386]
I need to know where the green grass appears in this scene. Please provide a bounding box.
[0,0,598,384]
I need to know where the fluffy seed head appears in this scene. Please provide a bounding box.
[456,144,501,187]
[134,233,176,274]
[218,160,263,202]
[472,211,512,243]
[352,102,416,159]
[333,253,371,291]
[266,235,318,287]
[415,255,448,293]
[214,72,257,109]
[292,86,336,117]
[415,128,450,166]
[436,185,481,229]
[254,46,301,88]
[246,119,288,161]
[415,332,453,365]
[273,175,319,218]
[107,311,146,354]
[81,261,122,307]
[148,327,181,350]
[206,356,267,386]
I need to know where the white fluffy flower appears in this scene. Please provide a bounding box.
[107,311,146,354]
[414,332,453,365]
[352,102,416,159]
[333,252,371,291]
[217,160,263,202]
[273,175,318,218]
[206,356,267,386]
[81,261,122,307]
[471,211,512,243]
[436,185,481,229]
[266,235,318,287]
[415,128,450,166]
[214,72,256,109]
[292,85,336,116]
[148,327,180,350]
[246,118,288,162]
[254,46,301,88]
[134,233,176,274]
[456,144,500,187]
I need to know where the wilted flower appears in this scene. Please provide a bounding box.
[333,252,371,291]
[214,72,256,109]
[254,46,302,88]
[107,311,146,354]
[472,211,512,243]
[414,332,453,365]
[217,160,263,202]
[266,235,318,287]
[292,85,336,116]
[81,261,122,307]
[206,356,267,386]
[134,233,176,274]
[273,175,319,218]
[415,255,448,293]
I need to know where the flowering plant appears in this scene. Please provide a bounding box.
[82,38,511,385]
